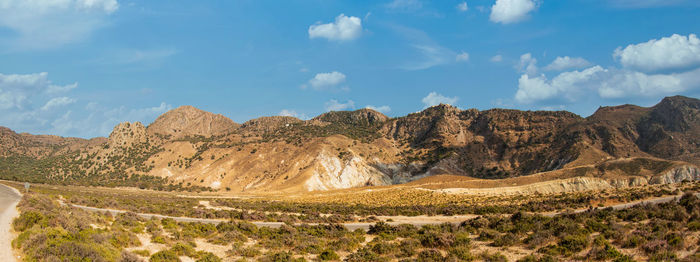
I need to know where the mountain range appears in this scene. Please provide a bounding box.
[1,96,698,193]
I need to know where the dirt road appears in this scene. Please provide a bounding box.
[0,184,21,262]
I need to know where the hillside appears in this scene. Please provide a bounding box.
[0,96,698,193]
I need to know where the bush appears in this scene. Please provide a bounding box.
[119,251,144,262]
[453,231,471,247]
[687,221,700,231]
[150,250,181,262]
[642,240,668,254]
[345,248,384,262]
[480,251,507,262]
[558,234,589,254]
[418,249,444,262]
[196,252,221,262]
[261,251,293,262]
[12,211,44,232]
[232,246,261,257]
[421,231,455,248]
[319,249,340,261]
[170,242,197,257]
[397,239,420,258]
[491,232,518,247]
[448,246,474,261]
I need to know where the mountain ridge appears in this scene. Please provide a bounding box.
[0,95,698,193]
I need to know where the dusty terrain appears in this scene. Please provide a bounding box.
[0,184,21,262]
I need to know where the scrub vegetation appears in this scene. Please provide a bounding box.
[7,180,700,261]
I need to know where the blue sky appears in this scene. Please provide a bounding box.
[0,0,699,138]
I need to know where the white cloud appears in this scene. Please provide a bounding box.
[0,72,65,110]
[308,14,362,41]
[455,51,470,62]
[514,66,700,104]
[279,109,309,120]
[303,71,347,91]
[0,71,172,138]
[422,92,458,108]
[365,105,391,113]
[543,56,592,71]
[41,97,76,111]
[456,2,468,11]
[402,44,455,70]
[513,34,700,106]
[518,53,538,75]
[47,83,78,94]
[490,55,503,63]
[490,0,537,24]
[385,0,423,12]
[515,66,604,104]
[0,0,119,50]
[614,33,700,72]
[324,99,355,111]
[391,25,456,70]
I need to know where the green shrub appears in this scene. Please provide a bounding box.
[371,240,397,255]
[558,234,589,254]
[491,232,518,247]
[196,252,222,262]
[152,235,167,244]
[345,248,384,262]
[421,230,455,248]
[453,231,472,247]
[418,249,444,262]
[479,251,507,262]
[171,242,197,257]
[150,250,181,262]
[12,211,44,231]
[110,229,142,248]
[119,251,143,262]
[319,249,340,261]
[448,246,474,261]
[397,239,420,258]
[232,246,261,257]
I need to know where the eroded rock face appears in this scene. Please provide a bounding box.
[108,122,147,148]
[650,165,700,184]
[304,150,392,191]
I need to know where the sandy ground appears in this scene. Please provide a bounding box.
[0,184,22,262]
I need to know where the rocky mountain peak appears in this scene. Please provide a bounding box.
[312,108,389,126]
[109,121,147,148]
[649,95,700,132]
[240,116,304,133]
[147,105,239,139]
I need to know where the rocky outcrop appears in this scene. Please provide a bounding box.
[650,165,700,184]
[147,105,239,139]
[305,150,392,191]
[239,116,303,134]
[109,122,147,148]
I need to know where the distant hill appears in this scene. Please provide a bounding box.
[1,96,698,193]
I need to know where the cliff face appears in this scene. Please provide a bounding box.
[1,96,699,192]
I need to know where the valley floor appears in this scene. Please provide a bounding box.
[2,180,700,261]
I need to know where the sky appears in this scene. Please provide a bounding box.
[0,0,699,138]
